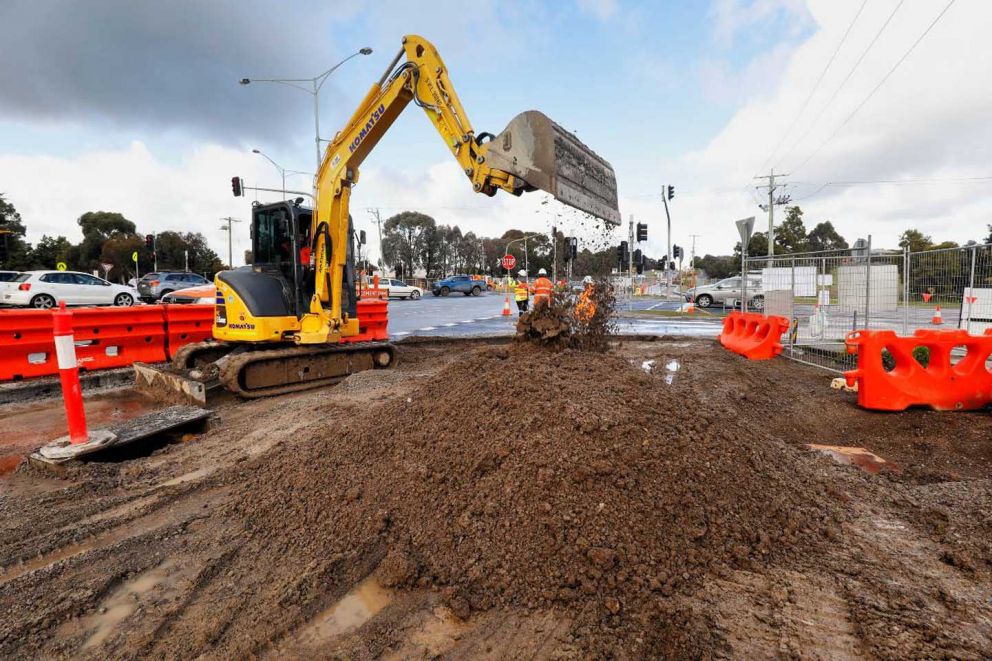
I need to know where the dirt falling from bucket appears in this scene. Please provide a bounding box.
[515,281,617,351]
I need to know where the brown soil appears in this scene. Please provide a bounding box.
[0,338,990,659]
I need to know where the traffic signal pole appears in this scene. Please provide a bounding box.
[628,216,634,304]
[662,186,673,299]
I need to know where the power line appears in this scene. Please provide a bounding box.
[758,0,869,172]
[776,0,906,170]
[791,0,957,174]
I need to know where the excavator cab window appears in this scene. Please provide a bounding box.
[251,202,305,317]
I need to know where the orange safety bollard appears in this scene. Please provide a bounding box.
[844,328,992,411]
[52,302,89,444]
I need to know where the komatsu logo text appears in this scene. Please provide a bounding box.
[349,104,386,153]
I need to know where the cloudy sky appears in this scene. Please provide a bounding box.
[0,0,986,266]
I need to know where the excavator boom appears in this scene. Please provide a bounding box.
[138,34,620,404]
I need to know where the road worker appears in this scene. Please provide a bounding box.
[575,275,596,323]
[514,269,530,314]
[531,268,554,310]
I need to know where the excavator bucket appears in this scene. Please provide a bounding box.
[484,111,621,225]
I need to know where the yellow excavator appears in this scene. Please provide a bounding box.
[137,34,619,403]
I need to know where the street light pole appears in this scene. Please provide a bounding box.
[240,47,373,171]
[252,149,313,201]
[219,217,243,268]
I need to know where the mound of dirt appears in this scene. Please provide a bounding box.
[230,343,843,655]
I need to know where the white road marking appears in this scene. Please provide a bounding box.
[392,331,410,336]
[420,326,436,331]
[443,323,457,327]
[461,320,475,324]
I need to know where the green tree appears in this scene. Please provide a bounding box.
[100,234,148,282]
[733,231,768,260]
[0,194,32,269]
[28,235,73,269]
[73,211,137,272]
[985,224,992,244]
[696,254,738,280]
[807,221,848,252]
[898,229,933,252]
[774,206,808,254]
[381,211,434,278]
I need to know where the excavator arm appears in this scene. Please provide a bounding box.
[301,34,619,343]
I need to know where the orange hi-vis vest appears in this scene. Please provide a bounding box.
[514,280,530,302]
[532,277,553,303]
[576,286,596,322]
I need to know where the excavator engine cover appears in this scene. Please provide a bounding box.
[485,110,621,225]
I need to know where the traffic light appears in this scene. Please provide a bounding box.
[616,241,628,266]
[145,234,154,249]
[659,255,667,271]
[673,244,683,261]
[569,237,578,260]
[231,176,243,197]
[633,249,644,274]
[636,222,648,242]
[667,185,675,200]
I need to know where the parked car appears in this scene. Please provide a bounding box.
[137,271,210,302]
[432,274,485,297]
[2,271,136,308]
[0,271,20,283]
[684,276,764,311]
[161,284,216,305]
[380,278,422,300]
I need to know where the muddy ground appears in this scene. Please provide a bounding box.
[0,337,990,659]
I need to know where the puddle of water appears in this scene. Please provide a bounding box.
[292,576,395,647]
[0,390,158,458]
[664,359,681,385]
[79,560,179,650]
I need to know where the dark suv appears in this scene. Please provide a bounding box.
[137,271,210,302]
[431,275,484,297]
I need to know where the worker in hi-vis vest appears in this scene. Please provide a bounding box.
[514,269,530,314]
[531,268,554,310]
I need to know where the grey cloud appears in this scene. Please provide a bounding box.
[0,0,365,143]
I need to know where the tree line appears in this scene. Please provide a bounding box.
[379,210,655,279]
[0,194,224,281]
[695,205,992,281]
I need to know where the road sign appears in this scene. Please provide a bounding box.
[501,254,516,270]
[56,262,67,271]
[131,251,139,263]
[735,216,755,249]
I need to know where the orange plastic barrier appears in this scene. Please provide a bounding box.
[0,305,215,381]
[350,299,389,342]
[70,307,167,371]
[844,328,992,411]
[718,311,790,361]
[162,304,214,359]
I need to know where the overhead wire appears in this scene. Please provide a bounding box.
[757,0,870,173]
[775,0,906,170]
[791,0,958,174]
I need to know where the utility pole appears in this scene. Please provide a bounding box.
[689,234,700,292]
[628,215,635,301]
[754,169,790,262]
[368,208,385,274]
[219,217,243,269]
[551,224,558,283]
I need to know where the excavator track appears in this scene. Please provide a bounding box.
[216,341,395,399]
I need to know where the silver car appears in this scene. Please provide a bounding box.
[685,276,764,310]
[137,272,210,302]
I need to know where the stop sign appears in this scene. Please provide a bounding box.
[501,254,517,270]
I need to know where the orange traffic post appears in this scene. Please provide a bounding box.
[52,302,88,444]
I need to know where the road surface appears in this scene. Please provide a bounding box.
[385,293,721,339]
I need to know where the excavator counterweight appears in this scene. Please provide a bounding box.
[485,111,621,225]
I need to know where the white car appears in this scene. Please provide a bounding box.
[3,271,136,309]
[380,278,422,300]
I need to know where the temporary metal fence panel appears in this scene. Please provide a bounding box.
[746,242,992,372]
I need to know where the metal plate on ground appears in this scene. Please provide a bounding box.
[30,406,211,466]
